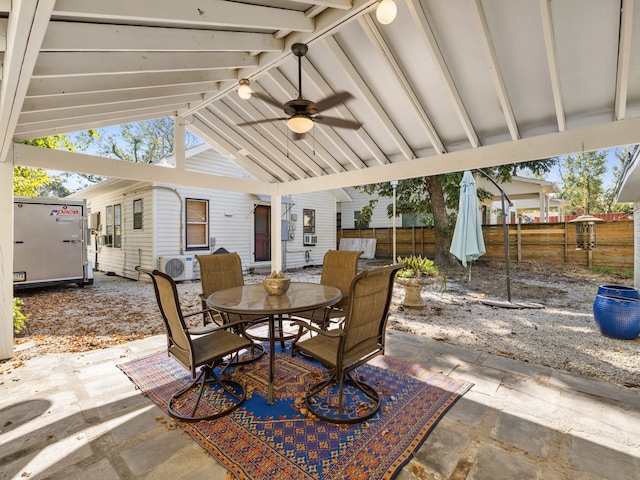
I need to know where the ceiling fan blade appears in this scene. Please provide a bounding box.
[314,116,361,129]
[252,91,286,110]
[314,91,354,113]
[237,117,288,127]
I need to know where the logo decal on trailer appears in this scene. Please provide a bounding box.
[49,209,80,216]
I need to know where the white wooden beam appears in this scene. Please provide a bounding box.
[42,21,284,52]
[539,0,566,132]
[325,35,415,159]
[301,59,386,166]
[469,0,520,141]
[212,100,310,180]
[615,0,634,121]
[52,0,315,32]
[359,14,446,154]
[27,70,233,97]
[0,0,56,161]
[188,117,278,182]
[407,0,480,148]
[195,108,295,182]
[289,0,352,10]
[0,156,13,359]
[280,116,640,194]
[12,142,273,194]
[33,52,258,77]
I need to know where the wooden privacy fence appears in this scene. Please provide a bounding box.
[338,221,634,269]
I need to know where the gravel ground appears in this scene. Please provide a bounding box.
[9,260,640,389]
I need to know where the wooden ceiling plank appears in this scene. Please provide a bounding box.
[24,83,219,113]
[301,59,386,166]
[325,35,415,159]
[19,93,202,124]
[407,0,480,148]
[213,100,311,179]
[33,52,258,77]
[290,0,351,10]
[189,117,278,183]
[42,21,284,53]
[469,0,520,141]
[360,14,446,154]
[262,69,346,174]
[27,70,234,97]
[52,0,314,32]
[195,108,295,182]
[538,0,566,132]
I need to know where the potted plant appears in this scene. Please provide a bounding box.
[395,255,444,307]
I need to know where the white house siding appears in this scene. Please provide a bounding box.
[635,200,640,290]
[83,182,154,279]
[75,147,339,280]
[283,190,338,270]
[340,187,394,229]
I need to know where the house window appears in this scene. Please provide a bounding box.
[104,205,114,246]
[133,199,143,230]
[303,209,315,234]
[113,204,122,248]
[186,198,209,249]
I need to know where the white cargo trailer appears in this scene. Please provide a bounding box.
[13,196,93,289]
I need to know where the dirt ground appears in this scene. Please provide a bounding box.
[7,259,640,389]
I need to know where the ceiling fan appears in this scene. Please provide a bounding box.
[238,43,361,139]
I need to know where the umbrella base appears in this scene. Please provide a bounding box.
[481,299,545,309]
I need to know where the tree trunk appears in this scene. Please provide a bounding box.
[424,175,456,267]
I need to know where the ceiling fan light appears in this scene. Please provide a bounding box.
[376,0,397,24]
[287,115,314,134]
[238,79,252,100]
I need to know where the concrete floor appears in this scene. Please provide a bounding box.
[1,330,639,480]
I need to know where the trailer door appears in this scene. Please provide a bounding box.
[14,201,85,285]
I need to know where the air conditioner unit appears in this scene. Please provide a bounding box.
[158,255,194,281]
[303,234,317,246]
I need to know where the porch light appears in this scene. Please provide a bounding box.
[376,0,397,24]
[287,115,314,134]
[238,79,252,100]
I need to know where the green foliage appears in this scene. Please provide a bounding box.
[590,266,633,279]
[396,255,439,278]
[13,165,53,196]
[85,118,202,164]
[13,298,28,334]
[558,151,607,214]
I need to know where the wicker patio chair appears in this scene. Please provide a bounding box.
[138,267,252,422]
[293,249,363,329]
[291,263,404,423]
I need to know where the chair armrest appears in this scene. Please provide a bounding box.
[290,320,344,338]
[187,314,253,335]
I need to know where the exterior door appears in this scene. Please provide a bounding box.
[254,205,271,262]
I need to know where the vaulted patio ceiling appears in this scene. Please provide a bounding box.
[3,0,640,195]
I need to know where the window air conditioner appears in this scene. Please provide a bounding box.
[303,234,317,246]
[158,255,194,281]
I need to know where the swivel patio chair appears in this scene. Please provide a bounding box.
[291,263,404,424]
[138,267,252,422]
[293,249,363,329]
[196,252,267,359]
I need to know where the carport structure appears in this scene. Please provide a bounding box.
[2,0,640,358]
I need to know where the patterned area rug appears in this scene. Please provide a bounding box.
[118,349,472,480]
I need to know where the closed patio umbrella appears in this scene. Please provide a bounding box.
[450,170,485,275]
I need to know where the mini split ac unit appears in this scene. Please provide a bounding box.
[158,255,194,281]
[303,234,317,246]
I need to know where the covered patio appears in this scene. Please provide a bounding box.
[2,1,640,359]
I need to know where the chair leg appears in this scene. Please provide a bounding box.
[304,371,381,424]
[168,364,246,422]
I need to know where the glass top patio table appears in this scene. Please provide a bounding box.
[207,282,342,404]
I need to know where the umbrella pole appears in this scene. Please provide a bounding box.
[475,169,514,303]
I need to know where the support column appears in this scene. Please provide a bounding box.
[270,186,282,272]
[0,156,14,359]
[173,116,186,170]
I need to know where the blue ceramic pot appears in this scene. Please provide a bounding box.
[596,284,640,299]
[592,294,640,340]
